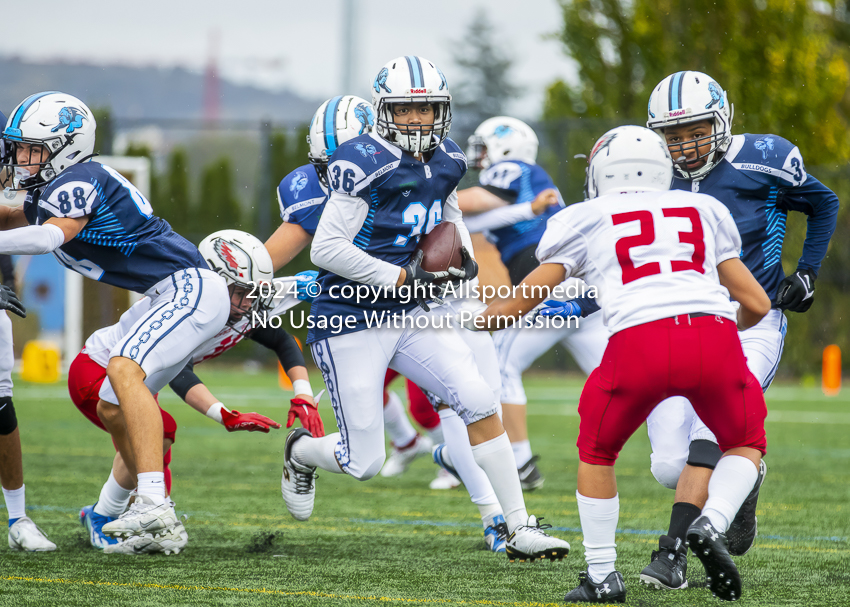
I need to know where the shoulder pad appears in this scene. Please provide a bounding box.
[479,161,525,190]
[439,138,468,169]
[723,134,807,187]
[326,133,401,196]
[40,163,105,219]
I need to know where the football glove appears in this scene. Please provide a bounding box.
[221,408,282,433]
[295,270,320,302]
[0,284,25,319]
[447,246,479,282]
[287,396,325,437]
[402,249,449,312]
[774,268,816,313]
[538,299,583,319]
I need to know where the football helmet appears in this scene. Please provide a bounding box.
[584,125,673,199]
[1,91,97,190]
[307,95,375,186]
[647,71,734,180]
[467,116,539,170]
[372,56,451,154]
[199,230,275,323]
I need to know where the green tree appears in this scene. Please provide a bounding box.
[197,156,242,236]
[123,143,160,211]
[159,147,191,237]
[451,9,521,128]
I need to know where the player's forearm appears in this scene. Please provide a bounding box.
[457,187,509,214]
[717,258,771,330]
[0,223,65,255]
[183,383,220,416]
[798,202,839,275]
[462,203,535,233]
[311,235,401,286]
[265,222,313,272]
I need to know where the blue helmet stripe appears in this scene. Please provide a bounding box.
[404,56,416,87]
[412,56,424,88]
[669,72,685,111]
[8,91,58,132]
[323,96,343,155]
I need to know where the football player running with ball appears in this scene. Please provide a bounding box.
[464,126,771,602]
[280,56,570,562]
[633,71,839,590]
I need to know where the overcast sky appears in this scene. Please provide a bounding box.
[0,0,577,120]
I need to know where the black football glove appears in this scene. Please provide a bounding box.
[447,246,479,282]
[774,268,816,313]
[0,284,25,318]
[402,249,450,312]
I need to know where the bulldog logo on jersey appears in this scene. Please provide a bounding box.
[374,68,392,94]
[355,142,379,164]
[290,171,309,200]
[754,136,775,159]
[51,107,86,133]
[354,103,375,135]
[213,239,252,280]
[705,82,725,110]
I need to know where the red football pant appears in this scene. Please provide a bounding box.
[578,315,767,466]
[68,351,176,494]
[383,369,441,431]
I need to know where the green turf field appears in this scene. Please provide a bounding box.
[1,369,848,606]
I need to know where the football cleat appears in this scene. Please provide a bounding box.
[380,434,433,477]
[564,570,626,603]
[429,468,461,490]
[517,455,544,491]
[281,428,317,521]
[727,459,766,556]
[687,516,742,601]
[505,515,570,562]
[639,534,688,590]
[104,521,188,556]
[80,504,120,550]
[101,494,178,538]
[483,514,508,553]
[431,443,462,485]
[8,516,56,552]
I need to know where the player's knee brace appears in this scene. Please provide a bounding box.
[687,439,722,470]
[0,396,17,435]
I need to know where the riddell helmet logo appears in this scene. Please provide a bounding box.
[214,239,252,279]
[409,88,427,94]
[665,108,690,118]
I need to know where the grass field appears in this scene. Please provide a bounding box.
[1,368,848,606]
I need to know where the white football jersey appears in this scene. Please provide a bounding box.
[536,190,741,335]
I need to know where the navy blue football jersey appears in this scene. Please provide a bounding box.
[308,133,467,342]
[477,160,563,264]
[24,162,207,293]
[673,134,839,300]
[276,164,328,236]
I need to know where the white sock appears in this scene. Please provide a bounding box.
[477,502,504,529]
[512,440,533,468]
[426,424,444,444]
[136,472,167,504]
[471,431,528,531]
[293,432,345,474]
[703,455,759,532]
[438,408,498,505]
[93,471,133,518]
[577,491,619,583]
[383,392,418,448]
[3,485,25,521]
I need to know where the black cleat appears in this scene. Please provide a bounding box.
[687,516,742,601]
[564,570,626,603]
[639,534,688,590]
[518,455,545,491]
[727,459,766,556]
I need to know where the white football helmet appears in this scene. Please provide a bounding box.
[585,125,673,199]
[1,91,97,190]
[198,230,275,323]
[647,71,734,180]
[371,56,451,154]
[467,116,539,170]
[307,95,375,185]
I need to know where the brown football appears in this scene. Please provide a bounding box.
[416,221,463,284]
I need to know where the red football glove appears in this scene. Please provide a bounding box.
[287,397,325,437]
[221,408,282,433]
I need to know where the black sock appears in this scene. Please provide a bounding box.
[667,502,702,543]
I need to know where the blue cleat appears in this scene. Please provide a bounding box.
[80,504,120,550]
[484,514,508,552]
[431,443,461,483]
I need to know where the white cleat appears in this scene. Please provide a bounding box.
[282,428,317,521]
[101,494,178,538]
[381,434,433,477]
[505,515,570,562]
[8,517,56,552]
[429,467,462,490]
[104,521,188,556]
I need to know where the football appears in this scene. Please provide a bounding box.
[416,221,464,283]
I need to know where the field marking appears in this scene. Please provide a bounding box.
[0,575,568,606]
